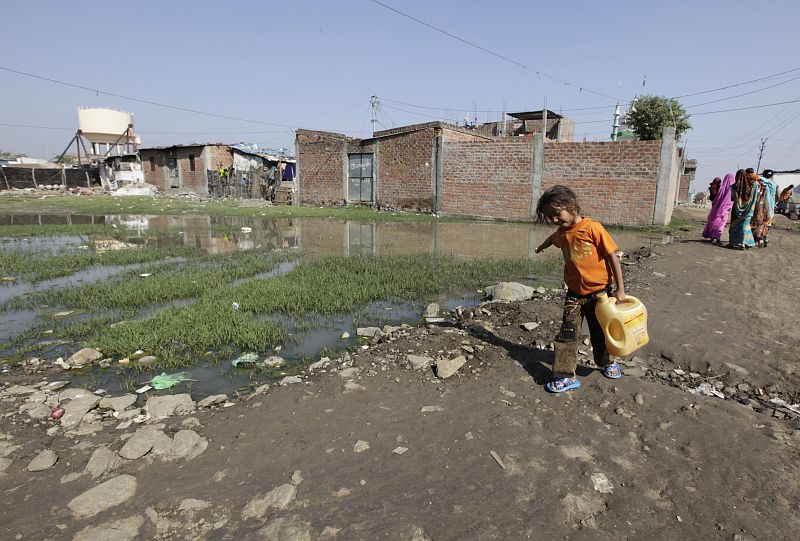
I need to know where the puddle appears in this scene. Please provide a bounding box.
[0,212,671,399]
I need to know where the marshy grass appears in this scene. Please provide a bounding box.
[86,254,559,364]
[16,251,289,311]
[0,223,130,238]
[0,245,202,282]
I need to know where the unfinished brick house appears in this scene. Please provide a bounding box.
[296,119,681,226]
[295,122,490,211]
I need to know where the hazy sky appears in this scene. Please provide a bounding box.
[2,0,799,190]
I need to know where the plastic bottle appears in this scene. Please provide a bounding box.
[594,292,649,356]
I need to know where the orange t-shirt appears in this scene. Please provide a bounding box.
[549,218,618,295]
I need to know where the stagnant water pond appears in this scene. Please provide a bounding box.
[0,213,670,399]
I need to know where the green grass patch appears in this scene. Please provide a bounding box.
[87,254,559,364]
[16,251,288,311]
[0,245,201,282]
[0,223,129,238]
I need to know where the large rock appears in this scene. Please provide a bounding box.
[5,385,37,395]
[169,430,208,461]
[144,394,195,421]
[61,395,101,429]
[256,516,314,541]
[356,327,381,338]
[436,355,467,379]
[422,303,440,318]
[242,483,297,519]
[67,348,103,367]
[85,446,118,478]
[73,515,144,541]
[197,394,227,408]
[68,474,137,518]
[27,449,58,472]
[119,428,159,460]
[484,282,534,302]
[98,394,137,412]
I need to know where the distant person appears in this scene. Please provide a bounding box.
[777,184,794,214]
[729,169,759,249]
[751,169,777,247]
[701,172,735,244]
[708,177,722,201]
[534,185,626,393]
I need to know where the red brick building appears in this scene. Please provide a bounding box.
[296,122,681,226]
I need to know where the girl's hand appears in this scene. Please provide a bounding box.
[613,289,626,303]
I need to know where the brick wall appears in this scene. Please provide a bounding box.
[377,128,436,210]
[441,140,533,220]
[542,140,662,226]
[296,130,349,205]
[140,149,165,191]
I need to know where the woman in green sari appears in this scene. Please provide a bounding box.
[729,169,759,249]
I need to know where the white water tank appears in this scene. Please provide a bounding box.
[77,107,137,144]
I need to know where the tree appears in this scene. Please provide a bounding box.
[625,95,691,141]
[0,149,27,160]
[52,154,78,165]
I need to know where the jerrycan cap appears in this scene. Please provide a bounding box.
[596,292,611,302]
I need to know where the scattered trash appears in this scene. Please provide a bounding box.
[489,450,506,470]
[150,371,192,390]
[688,382,725,399]
[392,447,409,455]
[52,311,74,317]
[232,302,240,311]
[232,353,259,368]
[135,385,153,394]
[139,273,152,277]
[50,407,65,420]
[425,317,446,323]
[770,398,800,415]
[590,473,614,494]
[673,369,686,375]
[1,276,16,282]
[241,227,252,233]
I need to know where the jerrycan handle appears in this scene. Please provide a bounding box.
[595,292,615,305]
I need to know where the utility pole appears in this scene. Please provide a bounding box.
[542,97,548,139]
[611,103,621,141]
[756,137,768,172]
[370,96,378,136]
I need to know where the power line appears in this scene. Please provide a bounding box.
[367,0,618,101]
[685,74,800,109]
[673,67,800,99]
[0,122,290,135]
[689,98,800,116]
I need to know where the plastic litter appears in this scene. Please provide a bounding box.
[241,227,252,233]
[232,353,260,368]
[150,372,192,389]
[135,384,153,394]
[688,382,725,399]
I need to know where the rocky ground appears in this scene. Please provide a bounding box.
[1,207,799,541]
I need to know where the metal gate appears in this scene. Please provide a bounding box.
[348,154,373,203]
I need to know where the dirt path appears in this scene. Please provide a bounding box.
[1,207,799,541]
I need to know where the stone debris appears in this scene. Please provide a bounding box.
[339,367,360,379]
[436,355,466,379]
[68,474,138,519]
[264,355,285,368]
[178,498,210,512]
[341,331,351,339]
[136,355,157,366]
[291,470,304,485]
[406,354,433,370]
[85,446,119,478]
[169,430,208,461]
[27,449,58,472]
[72,514,144,541]
[353,440,370,453]
[393,446,409,455]
[144,394,195,421]
[98,394,137,412]
[242,483,298,519]
[344,381,366,392]
[61,392,102,429]
[420,406,444,412]
[590,472,614,494]
[422,303,440,318]
[67,348,103,367]
[485,282,534,302]
[256,516,314,541]
[356,327,381,338]
[197,394,227,408]
[521,322,540,331]
[119,428,157,460]
[281,376,303,385]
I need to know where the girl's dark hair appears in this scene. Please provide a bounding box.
[535,185,581,222]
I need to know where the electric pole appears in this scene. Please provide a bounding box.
[370,96,378,136]
[756,137,768,172]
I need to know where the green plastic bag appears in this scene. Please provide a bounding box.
[150,371,192,390]
[232,353,260,368]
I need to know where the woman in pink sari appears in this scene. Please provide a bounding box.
[701,172,735,244]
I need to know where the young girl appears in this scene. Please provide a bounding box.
[534,185,626,393]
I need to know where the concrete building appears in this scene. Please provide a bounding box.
[475,110,575,141]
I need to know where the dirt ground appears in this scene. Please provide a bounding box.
[1,206,799,540]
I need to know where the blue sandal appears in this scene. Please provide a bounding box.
[602,363,622,379]
[546,376,581,393]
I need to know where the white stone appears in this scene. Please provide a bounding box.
[242,483,297,519]
[67,348,103,366]
[144,394,195,421]
[169,430,208,461]
[356,327,381,337]
[339,367,360,379]
[27,449,58,471]
[85,446,118,478]
[436,355,467,379]
[406,354,433,370]
[485,282,534,301]
[353,440,370,453]
[61,395,101,429]
[98,394,137,412]
[256,516,314,541]
[197,394,227,408]
[73,514,144,541]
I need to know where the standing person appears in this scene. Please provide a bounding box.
[701,172,735,244]
[708,177,722,201]
[751,169,777,247]
[776,184,795,214]
[729,169,759,249]
[534,185,626,393]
